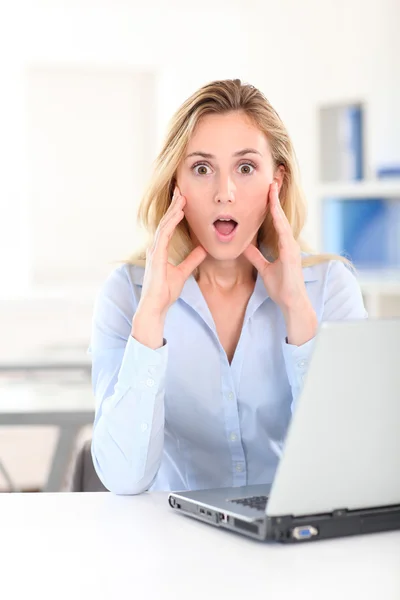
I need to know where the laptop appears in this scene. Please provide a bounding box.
[169,318,400,543]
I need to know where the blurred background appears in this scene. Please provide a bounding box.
[0,0,399,492]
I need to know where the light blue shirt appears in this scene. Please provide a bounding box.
[90,259,367,495]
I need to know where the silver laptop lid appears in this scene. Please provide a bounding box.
[267,318,400,518]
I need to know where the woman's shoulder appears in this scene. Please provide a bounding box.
[94,262,145,313]
[300,256,365,319]
[301,251,355,278]
[301,254,362,302]
[118,262,145,287]
[101,262,144,291]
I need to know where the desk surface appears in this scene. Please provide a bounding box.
[0,492,399,600]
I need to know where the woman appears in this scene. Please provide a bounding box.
[90,79,367,495]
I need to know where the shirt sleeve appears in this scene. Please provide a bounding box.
[90,266,168,495]
[282,260,368,407]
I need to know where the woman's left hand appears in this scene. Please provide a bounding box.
[243,181,318,346]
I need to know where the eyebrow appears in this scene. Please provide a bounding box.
[185,148,263,160]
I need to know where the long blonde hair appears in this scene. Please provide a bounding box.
[129,79,347,270]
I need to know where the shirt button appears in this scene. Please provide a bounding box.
[148,366,156,375]
[230,432,238,442]
[227,392,234,400]
[235,463,243,472]
[140,423,148,432]
[146,378,155,387]
[297,359,307,368]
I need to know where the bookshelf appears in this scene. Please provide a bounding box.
[318,188,400,316]
[318,179,400,199]
[318,103,400,318]
[318,182,400,317]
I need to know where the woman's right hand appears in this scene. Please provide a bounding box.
[132,187,207,348]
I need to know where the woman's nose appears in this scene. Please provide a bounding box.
[214,175,236,204]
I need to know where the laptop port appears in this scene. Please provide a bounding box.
[219,513,230,523]
[207,511,212,517]
[291,525,318,540]
[233,518,259,534]
[199,508,205,514]
[169,497,181,509]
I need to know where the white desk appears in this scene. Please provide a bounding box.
[0,376,95,491]
[0,492,399,600]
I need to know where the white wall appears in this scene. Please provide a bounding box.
[27,67,156,287]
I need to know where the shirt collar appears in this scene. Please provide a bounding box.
[129,252,318,329]
[179,260,318,333]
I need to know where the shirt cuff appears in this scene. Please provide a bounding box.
[117,334,168,391]
[282,336,316,402]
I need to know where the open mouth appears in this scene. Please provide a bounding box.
[213,218,238,237]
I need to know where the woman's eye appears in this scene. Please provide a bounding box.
[193,164,212,175]
[239,163,255,175]
[192,162,255,175]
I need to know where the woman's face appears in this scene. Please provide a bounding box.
[176,111,283,260]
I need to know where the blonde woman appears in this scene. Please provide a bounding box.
[90,79,367,495]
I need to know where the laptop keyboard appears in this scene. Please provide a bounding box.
[229,495,268,511]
